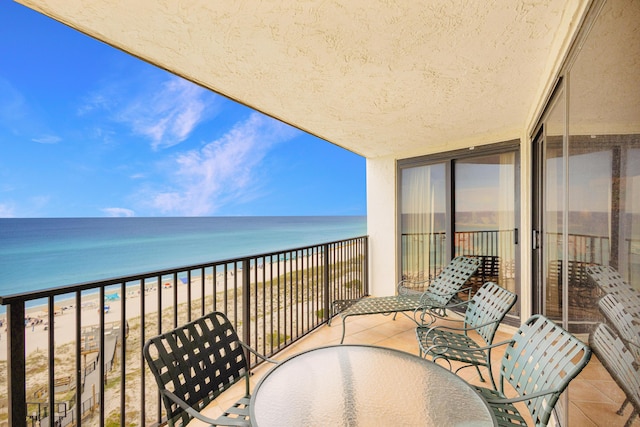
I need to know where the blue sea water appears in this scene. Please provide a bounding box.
[0,216,366,297]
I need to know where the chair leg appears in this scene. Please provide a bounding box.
[328,302,338,326]
[485,353,497,390]
[340,316,348,344]
[487,367,497,390]
[617,398,629,415]
[475,365,486,383]
[623,408,637,427]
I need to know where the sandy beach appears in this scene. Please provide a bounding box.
[0,276,209,361]
[0,243,363,426]
[0,251,325,361]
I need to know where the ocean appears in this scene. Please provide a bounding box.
[0,216,367,297]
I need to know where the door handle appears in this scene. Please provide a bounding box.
[532,229,540,250]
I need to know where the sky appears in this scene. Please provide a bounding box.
[0,2,366,218]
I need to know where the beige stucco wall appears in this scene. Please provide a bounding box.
[366,156,397,296]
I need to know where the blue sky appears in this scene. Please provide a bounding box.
[0,2,366,218]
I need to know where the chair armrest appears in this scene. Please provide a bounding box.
[436,293,473,309]
[414,297,470,325]
[420,285,473,301]
[458,285,473,301]
[482,388,557,404]
[239,341,279,365]
[161,389,250,427]
[421,332,514,355]
[414,302,468,324]
[418,317,500,335]
[398,278,432,295]
[469,337,515,351]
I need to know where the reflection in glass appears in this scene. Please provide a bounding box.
[566,0,640,331]
[543,93,565,325]
[454,153,517,314]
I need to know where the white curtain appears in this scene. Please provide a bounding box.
[626,148,640,289]
[498,152,516,292]
[401,165,437,281]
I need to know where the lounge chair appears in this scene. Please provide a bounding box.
[333,255,480,344]
[585,264,640,301]
[590,323,640,427]
[599,293,640,358]
[474,314,591,427]
[416,281,517,389]
[598,293,640,421]
[143,311,278,427]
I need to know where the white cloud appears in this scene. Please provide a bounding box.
[118,77,210,150]
[0,203,16,218]
[77,92,110,116]
[79,74,214,150]
[32,135,62,144]
[144,113,298,216]
[102,207,135,217]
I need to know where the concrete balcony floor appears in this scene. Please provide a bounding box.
[195,313,638,427]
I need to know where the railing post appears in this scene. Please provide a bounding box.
[364,236,369,295]
[7,301,27,427]
[323,243,330,322]
[242,259,251,347]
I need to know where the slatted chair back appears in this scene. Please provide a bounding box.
[599,293,640,360]
[144,312,249,427]
[464,282,517,346]
[586,264,640,301]
[498,315,592,427]
[590,323,640,427]
[419,256,481,307]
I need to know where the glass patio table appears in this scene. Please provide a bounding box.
[250,344,497,426]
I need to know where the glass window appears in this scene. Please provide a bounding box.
[454,153,518,315]
[400,163,446,282]
[399,142,521,321]
[534,0,639,424]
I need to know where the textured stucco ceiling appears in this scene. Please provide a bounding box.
[15,0,587,159]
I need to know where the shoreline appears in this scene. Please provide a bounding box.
[0,252,323,361]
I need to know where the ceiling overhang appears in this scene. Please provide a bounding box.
[15,0,588,159]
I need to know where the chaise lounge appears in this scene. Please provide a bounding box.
[332,255,481,343]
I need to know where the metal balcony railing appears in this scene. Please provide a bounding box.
[0,236,368,427]
[400,229,517,282]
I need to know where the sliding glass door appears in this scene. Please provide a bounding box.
[533,0,640,333]
[454,152,518,316]
[399,142,520,322]
[534,91,567,325]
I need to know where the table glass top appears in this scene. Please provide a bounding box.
[251,345,496,427]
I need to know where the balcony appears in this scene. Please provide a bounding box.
[0,237,369,426]
[0,235,636,426]
[212,315,631,427]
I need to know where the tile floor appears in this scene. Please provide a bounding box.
[196,313,638,426]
